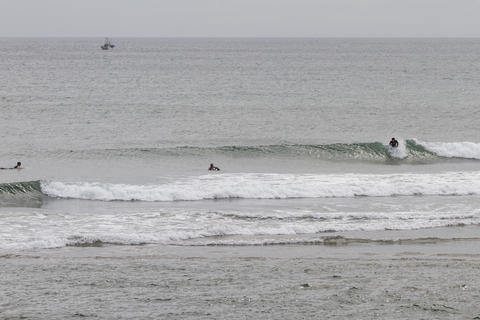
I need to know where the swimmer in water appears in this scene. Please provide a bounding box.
[208,163,220,171]
[389,138,399,148]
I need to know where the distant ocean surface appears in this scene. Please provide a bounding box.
[1,38,480,251]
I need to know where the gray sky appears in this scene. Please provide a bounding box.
[1,0,480,37]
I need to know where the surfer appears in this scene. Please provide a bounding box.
[208,163,220,171]
[0,162,22,169]
[389,138,399,148]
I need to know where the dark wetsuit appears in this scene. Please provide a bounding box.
[389,140,399,148]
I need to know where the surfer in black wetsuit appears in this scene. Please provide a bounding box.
[208,163,220,171]
[389,138,399,148]
[0,162,22,170]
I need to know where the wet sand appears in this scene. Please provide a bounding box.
[1,236,480,320]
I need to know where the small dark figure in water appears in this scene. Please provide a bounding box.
[208,163,220,171]
[0,162,22,170]
[389,138,399,148]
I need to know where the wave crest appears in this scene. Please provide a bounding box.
[0,181,43,207]
[55,139,480,162]
[0,181,42,194]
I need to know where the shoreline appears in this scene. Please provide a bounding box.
[1,236,480,319]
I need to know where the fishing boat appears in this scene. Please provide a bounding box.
[101,38,115,50]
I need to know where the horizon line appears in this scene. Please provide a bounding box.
[2,36,480,39]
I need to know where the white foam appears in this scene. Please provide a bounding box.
[414,139,480,159]
[41,171,480,202]
[1,206,478,251]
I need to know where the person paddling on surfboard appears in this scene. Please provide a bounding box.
[208,163,220,171]
[389,138,399,148]
[0,161,22,169]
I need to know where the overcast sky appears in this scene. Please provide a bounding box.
[1,0,480,37]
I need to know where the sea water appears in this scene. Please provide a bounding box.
[1,38,480,318]
[1,38,480,249]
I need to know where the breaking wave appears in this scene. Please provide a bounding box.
[3,168,480,203]
[37,171,480,202]
[412,139,480,159]
[53,139,480,162]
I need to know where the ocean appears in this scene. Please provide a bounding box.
[1,38,480,319]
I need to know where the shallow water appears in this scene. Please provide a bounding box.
[2,241,480,320]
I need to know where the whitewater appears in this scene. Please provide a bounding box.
[37,170,480,201]
[1,194,479,250]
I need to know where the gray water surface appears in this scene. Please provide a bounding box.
[1,38,480,319]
